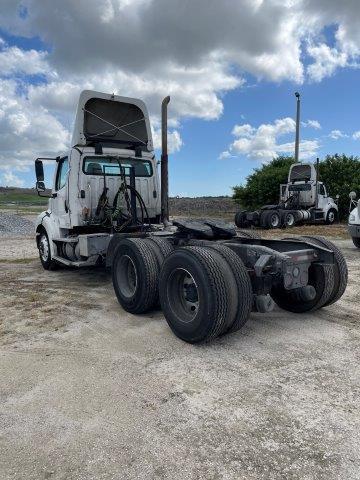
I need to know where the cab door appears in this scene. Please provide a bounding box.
[51,156,71,229]
[317,183,327,210]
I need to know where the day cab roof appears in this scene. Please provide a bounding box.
[71,90,153,152]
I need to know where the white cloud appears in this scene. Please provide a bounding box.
[328,129,348,140]
[223,117,319,162]
[302,119,321,129]
[0,80,70,171]
[307,43,348,82]
[151,126,183,154]
[218,151,232,160]
[1,171,25,187]
[0,0,360,176]
[0,44,53,77]
[352,131,360,140]
[232,124,255,138]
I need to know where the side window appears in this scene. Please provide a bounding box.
[319,184,326,196]
[55,157,69,191]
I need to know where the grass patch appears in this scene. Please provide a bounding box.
[0,191,47,204]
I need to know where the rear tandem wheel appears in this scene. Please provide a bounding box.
[270,234,347,312]
[159,246,252,343]
[112,238,160,314]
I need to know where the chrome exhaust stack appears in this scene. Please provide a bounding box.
[161,96,171,226]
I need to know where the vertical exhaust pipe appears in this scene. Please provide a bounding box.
[161,95,170,225]
[294,92,300,163]
[315,157,319,209]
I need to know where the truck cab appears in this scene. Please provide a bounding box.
[34,90,161,267]
[279,163,338,224]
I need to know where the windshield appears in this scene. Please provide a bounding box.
[288,184,312,192]
[83,156,153,177]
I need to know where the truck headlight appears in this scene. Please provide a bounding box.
[349,214,355,222]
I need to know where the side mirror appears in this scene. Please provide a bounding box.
[349,191,357,200]
[36,181,46,192]
[35,159,44,181]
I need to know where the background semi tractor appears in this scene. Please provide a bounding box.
[34,90,347,343]
[235,93,338,229]
[235,161,338,229]
[348,191,360,248]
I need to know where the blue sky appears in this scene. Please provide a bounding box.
[0,1,360,196]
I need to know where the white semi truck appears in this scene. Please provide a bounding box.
[235,162,338,229]
[348,192,360,248]
[34,90,348,343]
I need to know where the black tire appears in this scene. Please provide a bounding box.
[352,237,360,248]
[266,210,281,229]
[237,229,261,240]
[159,246,233,343]
[301,235,348,306]
[284,211,296,228]
[38,230,58,270]
[325,209,337,225]
[147,237,174,262]
[204,244,252,334]
[271,263,334,313]
[260,210,278,229]
[235,211,247,228]
[112,238,159,314]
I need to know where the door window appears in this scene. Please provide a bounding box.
[55,157,69,191]
[318,184,326,196]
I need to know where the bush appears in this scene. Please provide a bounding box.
[233,154,360,220]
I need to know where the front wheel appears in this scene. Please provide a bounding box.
[326,209,337,225]
[352,237,360,248]
[38,231,58,270]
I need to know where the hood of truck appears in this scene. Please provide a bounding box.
[349,202,360,224]
[71,90,153,151]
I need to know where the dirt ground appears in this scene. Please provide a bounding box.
[0,231,359,480]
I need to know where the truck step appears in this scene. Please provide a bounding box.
[53,237,79,243]
[52,255,98,267]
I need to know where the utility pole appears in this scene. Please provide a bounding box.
[294,92,300,163]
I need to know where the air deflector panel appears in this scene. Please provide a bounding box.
[84,98,148,147]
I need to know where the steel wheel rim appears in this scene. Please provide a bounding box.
[117,255,138,298]
[328,211,335,223]
[270,213,280,227]
[39,234,49,262]
[286,213,295,227]
[167,268,199,323]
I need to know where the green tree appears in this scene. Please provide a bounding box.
[319,154,360,219]
[233,154,360,220]
[232,156,295,210]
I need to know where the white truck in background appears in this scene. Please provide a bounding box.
[348,191,360,248]
[235,162,338,229]
[278,162,338,225]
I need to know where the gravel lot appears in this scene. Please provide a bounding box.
[0,212,36,237]
[0,217,359,480]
